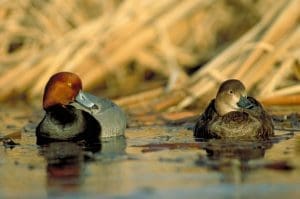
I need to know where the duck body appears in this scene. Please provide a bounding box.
[194,97,274,139]
[70,92,127,138]
[36,72,127,145]
[36,94,127,144]
[37,106,86,140]
[194,79,274,139]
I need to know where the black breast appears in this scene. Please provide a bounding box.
[36,105,101,145]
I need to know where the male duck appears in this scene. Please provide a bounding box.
[194,79,274,139]
[36,72,127,145]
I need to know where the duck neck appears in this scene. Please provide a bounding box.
[214,98,234,116]
[46,105,79,124]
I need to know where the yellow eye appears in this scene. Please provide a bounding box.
[67,82,72,87]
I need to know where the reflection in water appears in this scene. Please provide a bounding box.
[2,104,300,198]
[203,139,273,161]
[198,139,273,183]
[99,136,127,159]
[83,136,129,194]
[44,142,84,197]
[40,136,127,197]
[195,132,296,184]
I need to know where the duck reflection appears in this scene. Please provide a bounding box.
[196,139,274,183]
[203,139,272,161]
[45,142,84,196]
[99,136,127,158]
[40,136,126,196]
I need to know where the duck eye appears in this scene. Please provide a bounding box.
[67,82,72,88]
[229,90,233,94]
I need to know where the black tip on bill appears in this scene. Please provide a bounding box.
[237,96,254,109]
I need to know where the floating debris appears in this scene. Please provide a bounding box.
[2,138,20,148]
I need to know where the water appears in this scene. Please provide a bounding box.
[0,104,300,198]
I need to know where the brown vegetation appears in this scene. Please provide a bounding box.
[0,0,299,115]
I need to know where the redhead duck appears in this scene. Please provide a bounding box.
[36,72,127,145]
[194,79,274,139]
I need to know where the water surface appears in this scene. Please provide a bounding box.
[0,104,300,198]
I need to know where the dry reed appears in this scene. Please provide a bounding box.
[0,0,299,112]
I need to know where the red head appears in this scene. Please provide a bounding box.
[43,72,82,109]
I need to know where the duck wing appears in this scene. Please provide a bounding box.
[194,99,219,138]
[246,96,274,138]
[71,92,127,138]
[209,111,261,138]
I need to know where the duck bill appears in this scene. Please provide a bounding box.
[75,90,96,109]
[237,96,254,109]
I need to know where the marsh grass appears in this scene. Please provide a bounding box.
[0,0,299,112]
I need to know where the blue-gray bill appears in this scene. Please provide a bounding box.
[237,96,254,109]
[75,91,99,110]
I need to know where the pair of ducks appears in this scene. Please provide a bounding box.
[36,72,274,144]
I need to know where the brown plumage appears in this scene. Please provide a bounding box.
[194,79,274,139]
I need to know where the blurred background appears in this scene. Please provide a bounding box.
[1,2,300,197]
[0,0,299,113]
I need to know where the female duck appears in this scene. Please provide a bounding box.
[194,79,274,139]
[36,72,127,145]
